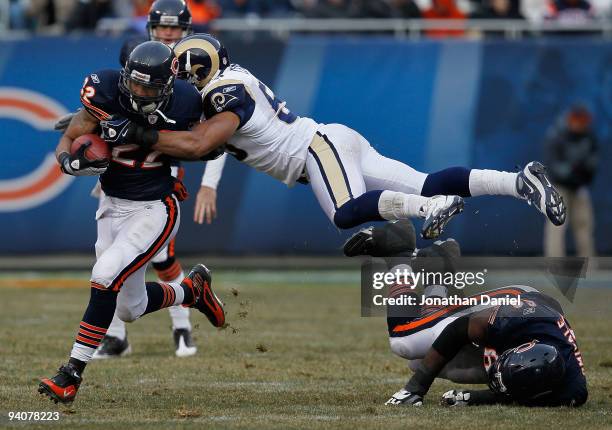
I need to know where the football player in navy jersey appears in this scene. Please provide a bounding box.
[54,0,227,358]
[384,263,587,406]
[38,41,226,405]
[127,34,567,241]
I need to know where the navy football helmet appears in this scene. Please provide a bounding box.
[488,341,566,401]
[173,34,230,90]
[119,41,178,115]
[147,0,193,46]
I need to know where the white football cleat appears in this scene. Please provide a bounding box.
[173,329,197,358]
[516,161,566,226]
[419,195,464,240]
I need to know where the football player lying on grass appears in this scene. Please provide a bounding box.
[344,222,588,407]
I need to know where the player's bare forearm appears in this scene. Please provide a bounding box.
[153,112,239,159]
[404,309,493,397]
[55,109,99,161]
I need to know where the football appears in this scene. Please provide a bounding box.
[70,134,110,162]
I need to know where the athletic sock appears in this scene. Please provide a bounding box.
[421,167,472,197]
[163,270,192,330]
[378,191,430,220]
[105,313,127,341]
[69,284,118,366]
[142,282,185,316]
[153,259,183,283]
[468,169,519,198]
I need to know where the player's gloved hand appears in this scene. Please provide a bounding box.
[100,118,159,149]
[100,117,132,144]
[173,179,189,202]
[200,145,226,161]
[440,390,471,407]
[58,144,108,176]
[54,111,77,132]
[385,389,423,406]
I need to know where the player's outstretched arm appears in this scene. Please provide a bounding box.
[152,112,240,160]
[441,389,509,406]
[387,308,493,406]
[194,153,226,224]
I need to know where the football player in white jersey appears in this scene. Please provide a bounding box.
[128,34,566,239]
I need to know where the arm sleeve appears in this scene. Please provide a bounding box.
[467,389,511,405]
[432,315,471,358]
[200,153,227,189]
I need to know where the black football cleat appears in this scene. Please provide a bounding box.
[173,328,197,358]
[516,161,566,226]
[183,264,225,327]
[39,363,82,404]
[343,226,375,257]
[343,220,417,257]
[91,335,131,360]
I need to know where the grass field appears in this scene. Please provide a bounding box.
[1,270,611,429]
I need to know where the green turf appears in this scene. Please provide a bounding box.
[0,271,611,429]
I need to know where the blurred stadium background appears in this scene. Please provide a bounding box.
[1,2,612,428]
[1,0,612,260]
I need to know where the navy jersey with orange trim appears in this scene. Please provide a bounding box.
[79,69,202,201]
[486,292,587,406]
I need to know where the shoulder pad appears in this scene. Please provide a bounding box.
[80,70,119,121]
[202,81,255,127]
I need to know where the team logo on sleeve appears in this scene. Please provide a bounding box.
[211,92,238,113]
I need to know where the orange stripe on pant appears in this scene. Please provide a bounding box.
[110,196,178,292]
[91,282,106,291]
[392,288,524,334]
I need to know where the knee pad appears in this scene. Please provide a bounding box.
[389,337,419,360]
[91,247,125,288]
[115,302,141,323]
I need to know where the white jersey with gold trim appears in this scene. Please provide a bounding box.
[201,64,318,186]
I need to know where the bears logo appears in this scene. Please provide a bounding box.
[0,88,72,212]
